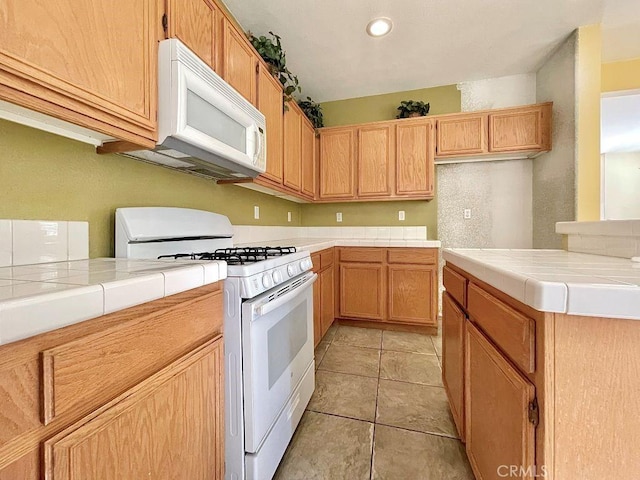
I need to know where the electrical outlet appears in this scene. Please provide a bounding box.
[254,206,260,220]
[287,211,292,222]
[398,210,406,221]
[464,208,472,219]
[336,212,343,223]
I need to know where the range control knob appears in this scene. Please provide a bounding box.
[287,265,296,277]
[272,270,283,284]
[262,273,273,289]
[299,260,307,270]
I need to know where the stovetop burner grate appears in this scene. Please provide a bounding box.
[158,246,297,265]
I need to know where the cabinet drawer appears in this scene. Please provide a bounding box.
[311,252,321,272]
[339,247,384,263]
[443,266,467,308]
[321,248,335,269]
[467,283,535,374]
[41,286,223,425]
[387,248,437,265]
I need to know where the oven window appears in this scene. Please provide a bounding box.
[186,90,247,153]
[266,302,308,389]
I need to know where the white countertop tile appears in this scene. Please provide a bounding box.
[443,248,640,319]
[235,238,442,253]
[0,258,227,346]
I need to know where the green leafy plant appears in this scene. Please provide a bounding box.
[396,100,430,119]
[297,97,324,128]
[249,31,300,100]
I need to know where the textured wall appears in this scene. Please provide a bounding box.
[533,32,577,248]
[0,120,302,258]
[437,160,533,248]
[319,84,460,127]
[602,152,640,219]
[457,73,537,111]
[436,74,537,249]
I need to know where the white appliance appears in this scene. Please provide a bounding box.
[115,207,316,480]
[122,39,266,180]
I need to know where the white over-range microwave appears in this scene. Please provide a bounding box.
[123,39,266,180]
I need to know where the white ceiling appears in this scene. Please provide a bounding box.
[224,0,640,102]
[601,92,640,153]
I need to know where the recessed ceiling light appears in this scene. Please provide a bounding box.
[366,17,393,37]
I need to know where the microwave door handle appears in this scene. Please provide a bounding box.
[254,128,264,164]
[255,273,317,318]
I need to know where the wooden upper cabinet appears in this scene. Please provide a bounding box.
[465,321,536,480]
[489,104,552,152]
[222,17,257,105]
[44,337,224,480]
[283,104,302,191]
[436,115,488,157]
[166,0,218,71]
[0,0,158,146]
[396,120,435,196]
[358,124,394,197]
[442,292,466,441]
[301,119,316,198]
[319,128,356,199]
[257,63,284,184]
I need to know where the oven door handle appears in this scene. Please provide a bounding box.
[254,273,317,318]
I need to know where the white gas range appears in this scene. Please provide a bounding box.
[115,207,316,480]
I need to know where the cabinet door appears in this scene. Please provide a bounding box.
[358,124,393,197]
[319,129,356,199]
[313,273,322,347]
[283,104,302,191]
[0,0,158,146]
[465,322,536,480]
[442,293,465,441]
[489,106,547,152]
[396,120,434,196]
[320,265,335,337]
[301,120,316,198]
[387,264,437,326]
[257,63,284,184]
[167,0,218,71]
[44,337,224,480]
[222,18,257,105]
[436,115,488,157]
[339,263,384,320]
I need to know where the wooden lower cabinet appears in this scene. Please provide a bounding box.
[339,262,385,320]
[387,264,437,325]
[442,292,465,441]
[465,321,536,480]
[44,337,224,480]
[320,265,335,337]
[336,247,438,329]
[312,248,335,346]
[0,284,224,480]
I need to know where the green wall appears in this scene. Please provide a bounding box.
[320,84,461,127]
[0,120,301,258]
[302,84,461,239]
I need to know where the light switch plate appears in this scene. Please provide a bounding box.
[464,209,472,219]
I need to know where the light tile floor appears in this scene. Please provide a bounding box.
[275,324,474,480]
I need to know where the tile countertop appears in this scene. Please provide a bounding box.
[0,258,227,346]
[443,249,640,320]
[237,238,442,253]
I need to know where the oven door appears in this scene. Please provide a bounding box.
[241,271,316,453]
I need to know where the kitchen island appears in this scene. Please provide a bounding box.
[442,248,640,480]
[0,258,226,479]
